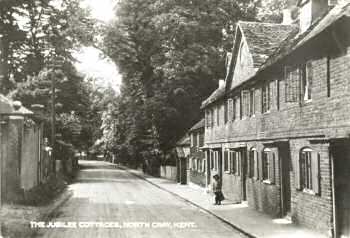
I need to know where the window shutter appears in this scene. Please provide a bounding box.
[294,156,301,190]
[269,153,276,184]
[312,152,320,195]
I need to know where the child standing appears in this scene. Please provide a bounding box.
[212,174,223,205]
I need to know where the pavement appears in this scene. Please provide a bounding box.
[122,165,329,238]
[35,160,247,238]
[0,176,72,238]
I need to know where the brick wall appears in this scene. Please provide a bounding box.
[221,173,242,203]
[203,34,350,230]
[289,139,333,233]
[189,170,206,187]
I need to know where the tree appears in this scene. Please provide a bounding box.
[102,0,261,167]
[0,0,98,94]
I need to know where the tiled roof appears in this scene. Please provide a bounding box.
[201,85,225,109]
[261,2,350,71]
[201,2,350,109]
[189,118,205,132]
[238,21,298,68]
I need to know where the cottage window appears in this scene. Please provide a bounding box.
[228,99,233,122]
[230,151,240,175]
[192,133,197,147]
[210,151,214,169]
[224,100,228,123]
[203,159,206,173]
[197,159,202,172]
[298,148,320,194]
[262,83,271,113]
[302,61,313,101]
[216,106,220,126]
[199,133,204,147]
[196,133,200,148]
[190,134,194,147]
[211,109,214,127]
[242,90,250,118]
[285,66,300,103]
[262,148,275,183]
[205,110,210,128]
[235,97,240,120]
[250,89,255,116]
[224,150,229,172]
[232,98,237,121]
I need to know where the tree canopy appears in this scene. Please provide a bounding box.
[101,0,269,165]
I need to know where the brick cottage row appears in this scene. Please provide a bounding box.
[175,1,350,237]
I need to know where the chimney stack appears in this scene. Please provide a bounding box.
[282,9,293,25]
[219,79,225,88]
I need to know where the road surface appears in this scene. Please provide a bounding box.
[36,160,246,238]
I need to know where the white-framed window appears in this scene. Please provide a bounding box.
[202,159,206,173]
[250,89,255,116]
[262,148,275,183]
[262,83,271,113]
[297,147,320,194]
[210,150,214,169]
[242,90,250,118]
[302,61,313,101]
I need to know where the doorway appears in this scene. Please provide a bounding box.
[332,140,350,238]
[279,143,291,217]
[240,148,247,201]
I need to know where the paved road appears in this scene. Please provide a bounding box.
[36,160,246,238]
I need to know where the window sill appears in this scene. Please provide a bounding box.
[262,110,270,115]
[302,188,316,195]
[224,171,230,174]
[262,179,273,185]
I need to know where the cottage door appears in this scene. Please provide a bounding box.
[332,140,350,238]
[240,148,247,201]
[279,143,291,217]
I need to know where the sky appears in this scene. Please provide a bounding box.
[74,0,121,93]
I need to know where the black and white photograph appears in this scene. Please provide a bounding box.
[0,0,349,237]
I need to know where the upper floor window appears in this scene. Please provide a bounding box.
[211,109,214,127]
[262,83,271,113]
[224,100,229,124]
[242,90,250,118]
[250,89,255,116]
[228,99,234,122]
[216,106,220,126]
[285,66,300,103]
[302,61,313,101]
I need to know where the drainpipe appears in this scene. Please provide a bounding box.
[330,146,337,238]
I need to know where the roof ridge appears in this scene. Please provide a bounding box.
[238,20,294,26]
